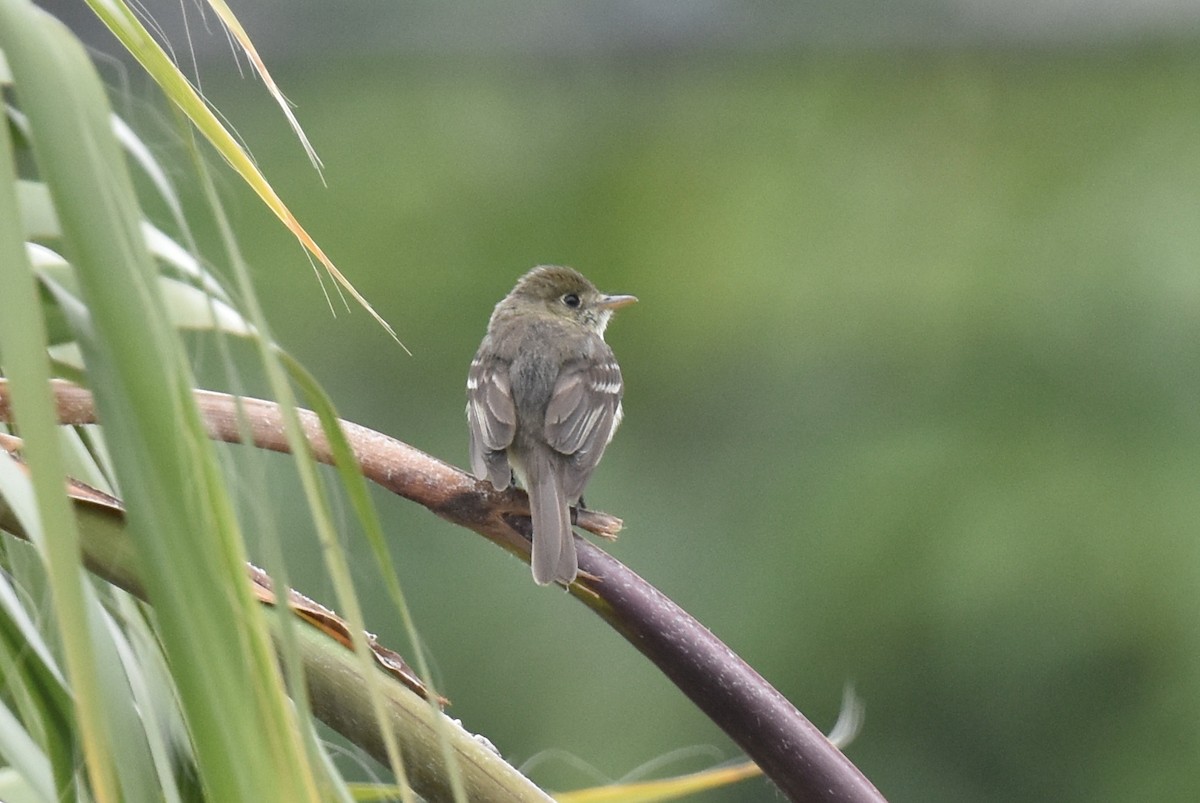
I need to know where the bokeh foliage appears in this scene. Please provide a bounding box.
[164,43,1200,801]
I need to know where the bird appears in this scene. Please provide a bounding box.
[466,265,636,585]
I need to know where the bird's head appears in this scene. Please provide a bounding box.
[501,265,637,335]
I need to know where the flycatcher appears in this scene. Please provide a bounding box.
[467,265,636,585]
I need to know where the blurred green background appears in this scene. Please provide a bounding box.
[103,9,1200,799]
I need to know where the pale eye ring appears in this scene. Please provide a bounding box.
[562,293,581,308]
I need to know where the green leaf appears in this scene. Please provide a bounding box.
[0,4,320,799]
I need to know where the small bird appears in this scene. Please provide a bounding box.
[467,266,636,585]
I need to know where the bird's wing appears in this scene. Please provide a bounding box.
[543,349,623,500]
[466,353,516,488]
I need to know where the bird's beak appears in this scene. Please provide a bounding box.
[597,294,638,310]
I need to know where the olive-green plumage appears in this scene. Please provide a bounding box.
[467,266,636,585]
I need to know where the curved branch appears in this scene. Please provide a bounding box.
[0,434,551,803]
[1,380,885,802]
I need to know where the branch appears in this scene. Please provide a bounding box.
[0,431,551,803]
[0,380,885,802]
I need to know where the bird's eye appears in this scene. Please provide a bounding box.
[562,293,581,309]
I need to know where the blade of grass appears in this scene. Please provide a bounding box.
[553,762,761,803]
[184,132,424,801]
[79,0,402,346]
[0,435,555,803]
[0,13,119,799]
[0,5,323,800]
[201,0,323,173]
[0,702,54,802]
[283,353,469,801]
[0,554,64,802]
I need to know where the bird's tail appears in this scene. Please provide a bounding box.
[526,452,578,586]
